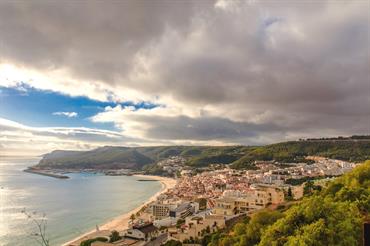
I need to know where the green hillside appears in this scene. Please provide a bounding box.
[186,146,247,167]
[206,160,370,246]
[230,140,370,169]
[37,146,153,170]
[35,137,370,170]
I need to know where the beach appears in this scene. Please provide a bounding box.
[62,175,176,246]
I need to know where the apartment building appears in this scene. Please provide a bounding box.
[214,186,284,216]
[151,203,177,220]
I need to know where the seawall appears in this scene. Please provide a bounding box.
[24,168,70,179]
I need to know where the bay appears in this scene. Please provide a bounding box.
[0,156,161,246]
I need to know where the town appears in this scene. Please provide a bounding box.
[77,156,357,246]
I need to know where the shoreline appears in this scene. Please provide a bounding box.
[62,175,176,246]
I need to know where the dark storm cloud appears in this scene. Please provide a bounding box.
[136,115,286,141]
[141,2,369,111]
[0,0,212,82]
[0,0,369,144]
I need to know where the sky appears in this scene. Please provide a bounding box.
[0,0,369,155]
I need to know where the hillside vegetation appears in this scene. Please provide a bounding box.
[230,140,370,169]
[35,137,370,170]
[206,160,370,246]
[37,147,152,170]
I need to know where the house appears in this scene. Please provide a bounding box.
[169,213,227,241]
[153,216,177,228]
[213,197,236,216]
[124,223,158,241]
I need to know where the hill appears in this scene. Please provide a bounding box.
[230,140,370,169]
[37,146,153,170]
[41,150,82,159]
[35,136,370,170]
[35,145,251,170]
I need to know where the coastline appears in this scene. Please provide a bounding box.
[62,175,176,246]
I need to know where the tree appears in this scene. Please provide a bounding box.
[205,225,211,233]
[176,170,181,178]
[22,209,49,246]
[109,230,121,243]
[285,219,328,246]
[163,239,182,246]
[233,222,246,236]
[243,210,283,245]
[285,187,294,201]
[130,214,135,221]
[303,180,314,196]
[201,234,212,246]
[196,198,208,210]
[176,218,185,228]
[259,197,362,246]
[219,237,235,246]
[80,237,108,246]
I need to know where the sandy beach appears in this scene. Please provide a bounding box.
[62,175,176,246]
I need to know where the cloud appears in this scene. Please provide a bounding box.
[91,104,367,146]
[0,0,369,149]
[0,117,138,155]
[52,111,78,118]
[0,116,245,156]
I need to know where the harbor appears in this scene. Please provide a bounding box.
[23,168,70,179]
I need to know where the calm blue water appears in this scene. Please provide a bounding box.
[0,156,162,246]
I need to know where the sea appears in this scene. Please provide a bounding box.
[0,156,162,246]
